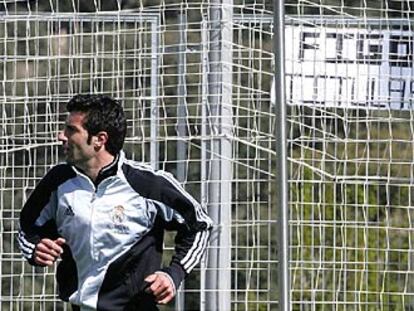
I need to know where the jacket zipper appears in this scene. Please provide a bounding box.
[90,185,99,262]
[77,172,99,262]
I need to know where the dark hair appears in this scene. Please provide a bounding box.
[67,94,127,155]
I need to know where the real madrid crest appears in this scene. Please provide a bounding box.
[110,205,129,233]
[111,205,125,224]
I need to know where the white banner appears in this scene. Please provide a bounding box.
[273,25,414,110]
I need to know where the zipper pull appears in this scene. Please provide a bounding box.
[91,192,96,202]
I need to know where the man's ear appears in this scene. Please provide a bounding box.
[94,131,109,150]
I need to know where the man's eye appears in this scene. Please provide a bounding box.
[65,126,75,134]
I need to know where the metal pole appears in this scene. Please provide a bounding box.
[150,20,159,170]
[205,0,232,310]
[177,13,188,183]
[206,3,222,308]
[273,0,290,310]
[219,6,233,310]
[200,17,209,311]
[175,12,187,311]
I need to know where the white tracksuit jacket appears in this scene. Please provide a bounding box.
[18,152,212,310]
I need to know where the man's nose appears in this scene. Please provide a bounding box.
[58,131,67,142]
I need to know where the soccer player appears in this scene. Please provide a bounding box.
[18,94,212,311]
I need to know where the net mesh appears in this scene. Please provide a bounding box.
[0,1,276,310]
[2,0,413,310]
[285,1,414,310]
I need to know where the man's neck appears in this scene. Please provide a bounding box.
[78,153,115,182]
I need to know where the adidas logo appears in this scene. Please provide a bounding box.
[64,205,75,216]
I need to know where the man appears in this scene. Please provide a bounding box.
[18,94,212,311]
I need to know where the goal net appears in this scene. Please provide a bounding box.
[285,1,414,310]
[0,1,276,311]
[0,10,162,311]
[2,0,412,310]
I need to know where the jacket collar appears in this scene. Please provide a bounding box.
[72,152,123,187]
[94,153,120,186]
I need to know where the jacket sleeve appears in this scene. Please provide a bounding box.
[150,171,213,290]
[18,164,75,265]
[122,162,213,289]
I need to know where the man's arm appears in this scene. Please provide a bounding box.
[122,162,213,304]
[18,164,74,266]
[147,172,213,304]
[144,207,212,305]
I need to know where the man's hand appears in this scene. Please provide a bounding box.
[34,238,66,266]
[144,272,176,305]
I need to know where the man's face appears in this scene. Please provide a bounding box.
[58,112,96,167]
